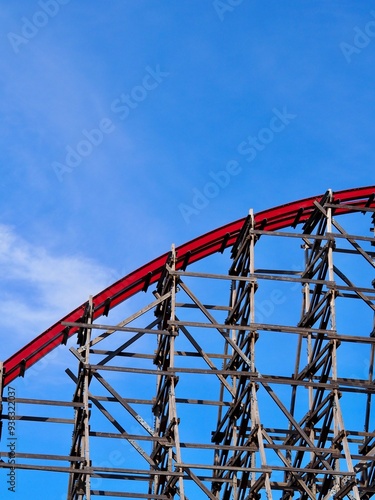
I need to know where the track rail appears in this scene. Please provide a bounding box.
[3,185,375,385]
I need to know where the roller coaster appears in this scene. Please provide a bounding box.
[1,185,375,499]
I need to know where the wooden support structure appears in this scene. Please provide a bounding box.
[1,188,375,498]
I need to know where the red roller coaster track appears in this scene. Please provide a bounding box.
[3,185,375,386]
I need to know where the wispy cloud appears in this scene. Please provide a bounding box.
[0,224,116,359]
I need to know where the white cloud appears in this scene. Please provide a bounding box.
[0,224,116,358]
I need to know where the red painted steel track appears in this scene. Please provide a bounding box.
[3,185,375,386]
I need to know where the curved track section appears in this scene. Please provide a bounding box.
[3,185,375,385]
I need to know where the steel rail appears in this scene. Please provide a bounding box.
[3,185,375,385]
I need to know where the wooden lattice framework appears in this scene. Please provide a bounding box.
[1,188,375,499]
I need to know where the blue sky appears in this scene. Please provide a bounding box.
[1,1,375,498]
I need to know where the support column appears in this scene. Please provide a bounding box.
[211,211,272,500]
[67,297,93,500]
[151,246,184,499]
